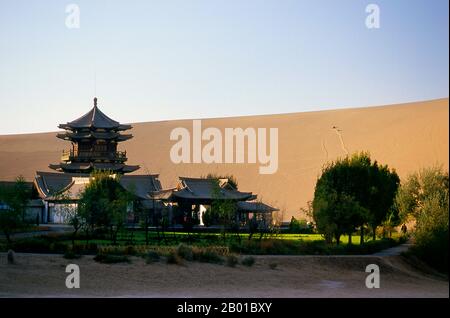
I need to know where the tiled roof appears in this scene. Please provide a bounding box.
[34,171,162,200]
[172,177,253,201]
[58,98,131,131]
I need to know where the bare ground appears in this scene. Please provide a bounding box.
[0,253,447,298]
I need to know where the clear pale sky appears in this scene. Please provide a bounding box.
[0,0,448,135]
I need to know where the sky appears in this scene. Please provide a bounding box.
[0,0,448,135]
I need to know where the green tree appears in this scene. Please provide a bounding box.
[0,176,31,243]
[396,166,449,273]
[53,191,84,249]
[366,162,400,240]
[77,171,131,245]
[210,178,239,243]
[312,152,399,245]
[202,206,220,227]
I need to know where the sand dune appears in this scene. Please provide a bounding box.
[0,98,448,220]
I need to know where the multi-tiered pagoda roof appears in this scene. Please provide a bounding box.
[49,97,139,174]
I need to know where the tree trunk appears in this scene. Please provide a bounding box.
[348,233,352,245]
[372,226,376,241]
[145,217,149,246]
[130,227,135,245]
[360,226,364,245]
[72,228,79,249]
[4,231,11,244]
[85,226,90,246]
[335,233,340,245]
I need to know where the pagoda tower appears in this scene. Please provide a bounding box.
[49,97,140,174]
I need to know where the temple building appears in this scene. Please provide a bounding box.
[28,97,277,226]
[168,177,277,226]
[34,98,165,223]
[49,97,139,174]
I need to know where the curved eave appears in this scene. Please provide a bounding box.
[117,134,133,141]
[172,190,253,201]
[49,162,140,174]
[117,124,132,131]
[49,164,63,172]
[56,132,132,141]
[122,165,140,173]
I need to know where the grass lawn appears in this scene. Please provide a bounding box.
[1,228,404,256]
[64,231,386,247]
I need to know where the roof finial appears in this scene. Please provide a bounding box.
[94,97,98,107]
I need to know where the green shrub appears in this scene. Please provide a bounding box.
[63,250,81,259]
[395,166,448,273]
[85,243,98,254]
[241,256,255,267]
[125,245,136,255]
[10,238,52,253]
[166,251,183,265]
[230,239,301,255]
[176,243,194,261]
[193,250,223,264]
[226,255,239,267]
[289,217,314,234]
[94,254,130,264]
[145,251,160,264]
[51,241,68,253]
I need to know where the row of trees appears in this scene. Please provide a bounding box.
[312,150,448,272]
[312,152,400,245]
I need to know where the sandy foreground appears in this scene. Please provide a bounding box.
[0,253,447,298]
[0,99,448,220]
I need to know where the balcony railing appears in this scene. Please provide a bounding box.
[61,150,127,162]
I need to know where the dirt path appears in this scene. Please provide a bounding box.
[373,243,413,256]
[0,252,447,298]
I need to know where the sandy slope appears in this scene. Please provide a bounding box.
[0,98,448,220]
[0,253,447,298]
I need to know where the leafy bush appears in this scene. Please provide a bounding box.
[166,251,183,265]
[289,217,313,234]
[51,241,69,253]
[396,166,449,273]
[10,238,52,253]
[226,255,239,267]
[176,243,194,261]
[230,238,400,255]
[193,250,223,264]
[63,250,81,259]
[230,239,300,255]
[145,251,160,264]
[241,256,255,267]
[94,253,130,264]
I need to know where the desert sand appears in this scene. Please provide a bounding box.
[0,253,447,298]
[0,98,448,220]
